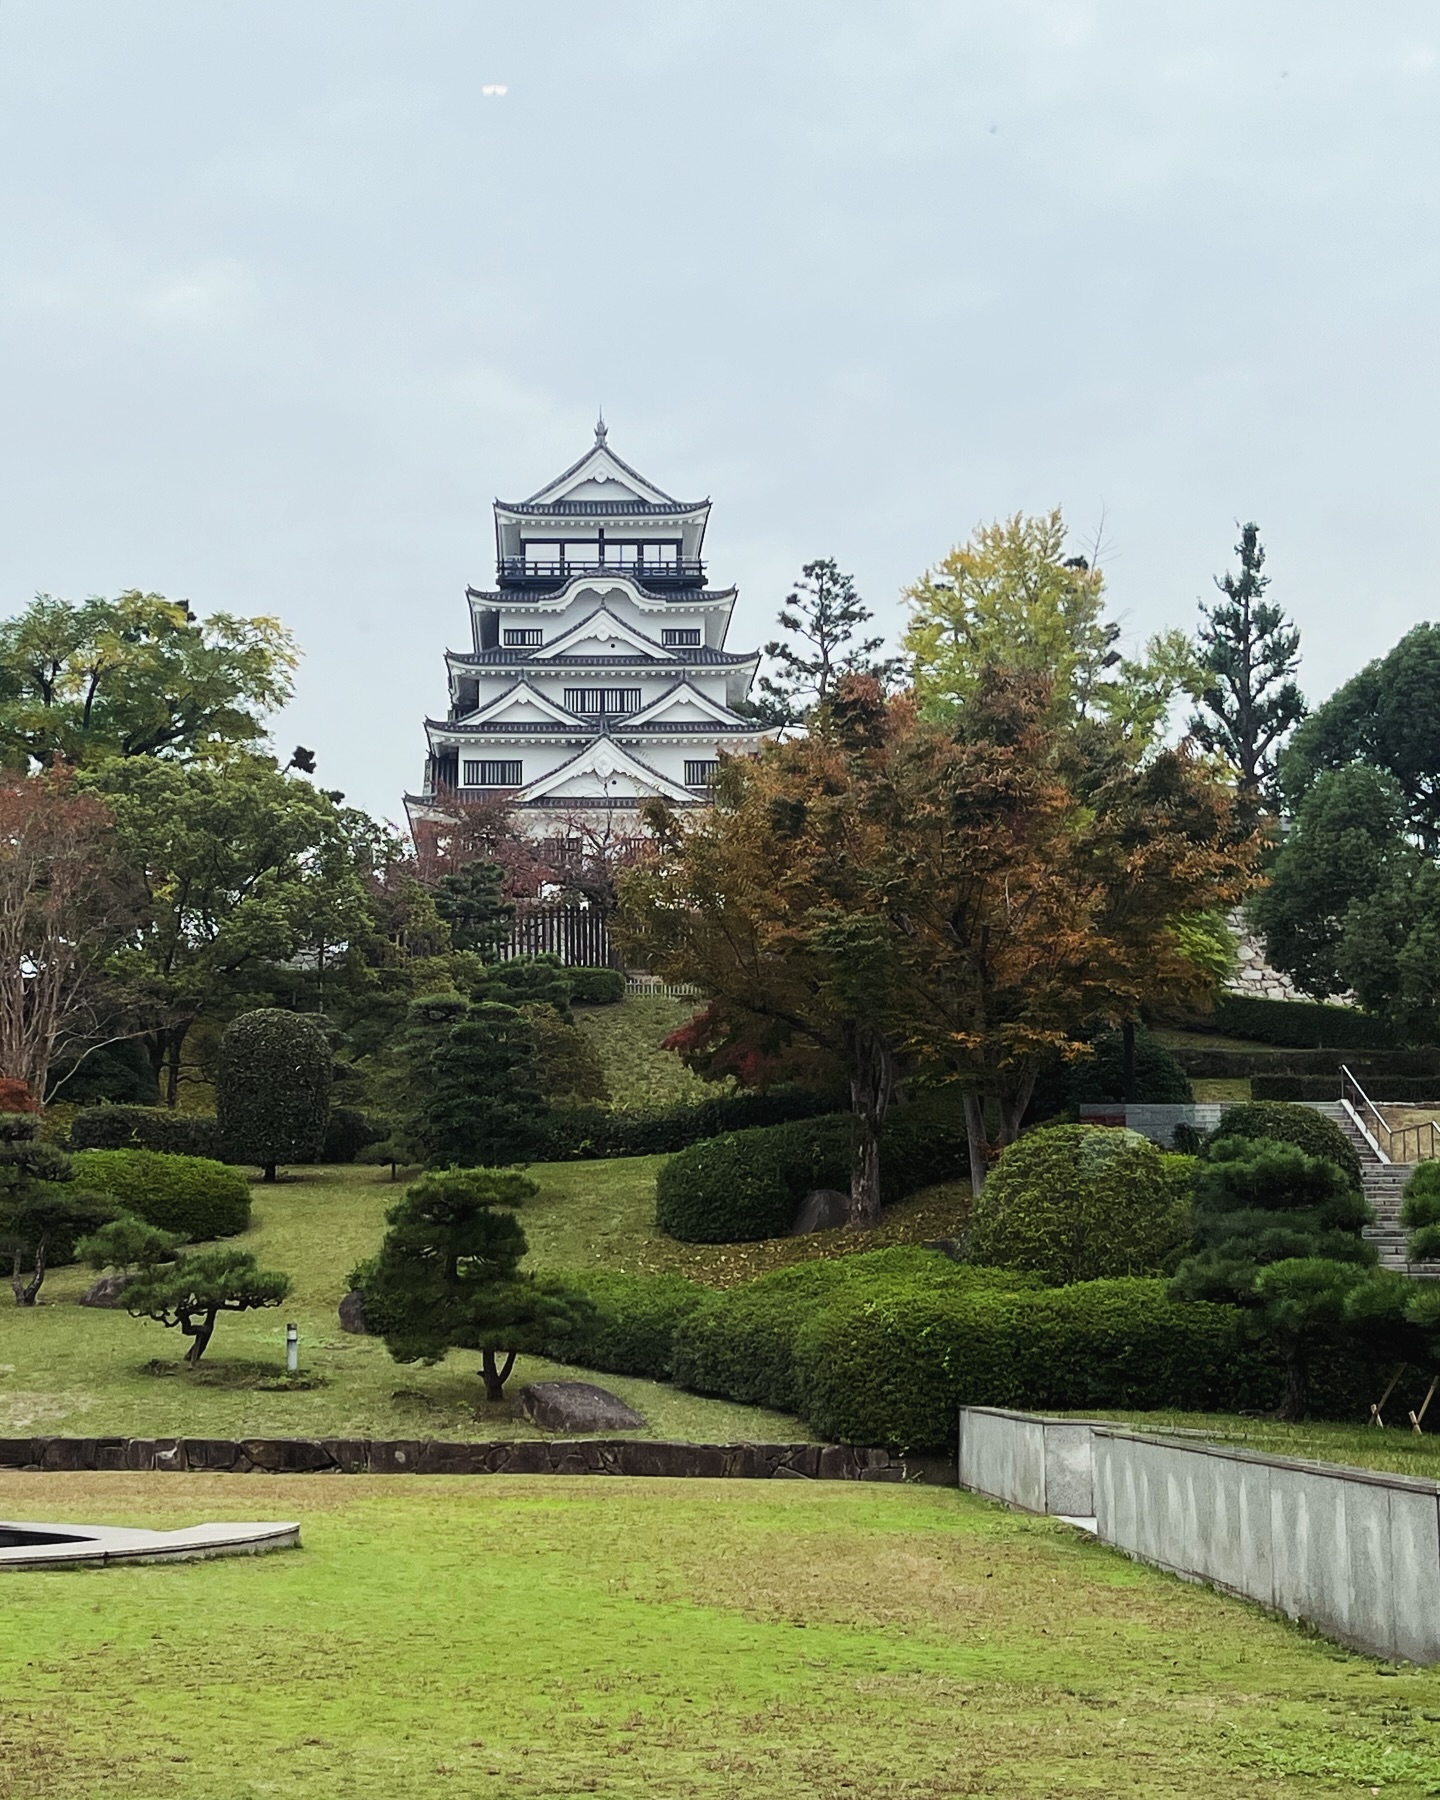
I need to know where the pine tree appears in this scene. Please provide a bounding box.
[741,560,899,727]
[431,860,512,957]
[400,997,545,1168]
[1190,523,1305,806]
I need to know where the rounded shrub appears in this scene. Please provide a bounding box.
[1217,1100,1362,1188]
[655,1116,850,1243]
[966,1125,1193,1284]
[217,1009,332,1179]
[69,1148,251,1240]
[69,1106,223,1159]
[320,1106,383,1165]
[1402,1161,1440,1260]
[567,967,627,1005]
[543,1270,705,1377]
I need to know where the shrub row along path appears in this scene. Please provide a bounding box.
[0,1157,962,1444]
[5,1472,1440,1799]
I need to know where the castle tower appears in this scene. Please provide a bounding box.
[406,423,768,840]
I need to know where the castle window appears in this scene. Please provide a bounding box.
[662,628,701,647]
[685,759,720,787]
[564,688,642,716]
[503,628,543,647]
[462,760,523,787]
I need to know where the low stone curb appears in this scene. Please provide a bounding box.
[0,1437,941,1481]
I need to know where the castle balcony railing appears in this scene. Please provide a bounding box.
[497,556,706,591]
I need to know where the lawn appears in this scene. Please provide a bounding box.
[573,994,714,1110]
[1083,1410,1440,1483]
[0,1152,964,1445]
[4,1473,1440,1799]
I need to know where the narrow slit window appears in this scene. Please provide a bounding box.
[503,628,544,647]
[685,759,720,787]
[564,688,642,715]
[462,760,523,787]
[662,628,701,647]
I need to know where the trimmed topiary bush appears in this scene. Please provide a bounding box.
[70,1148,251,1240]
[319,1106,383,1165]
[1400,1161,1440,1261]
[1210,994,1399,1050]
[217,1009,332,1180]
[541,1088,842,1161]
[1216,1100,1362,1189]
[69,1106,223,1159]
[966,1125,1193,1284]
[543,1270,706,1378]
[568,967,627,1005]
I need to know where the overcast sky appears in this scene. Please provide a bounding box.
[2,3,1437,822]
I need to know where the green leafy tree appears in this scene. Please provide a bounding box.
[0,590,296,770]
[125,1248,291,1365]
[903,509,1198,751]
[431,861,512,957]
[472,954,573,1016]
[356,1167,592,1400]
[1189,523,1305,808]
[1250,765,1408,1001]
[81,755,375,1104]
[217,1009,333,1181]
[399,998,545,1168]
[1172,1135,1374,1418]
[1282,623,1440,855]
[741,559,899,727]
[0,1112,115,1305]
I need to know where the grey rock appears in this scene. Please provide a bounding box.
[516,1380,645,1434]
[338,1289,368,1334]
[790,1187,850,1235]
[79,1272,130,1308]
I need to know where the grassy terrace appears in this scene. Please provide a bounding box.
[6,1473,1440,1798]
[0,1156,964,1445]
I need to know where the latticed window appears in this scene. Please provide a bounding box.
[462,760,523,786]
[564,688,642,715]
[685,759,720,787]
[662,628,701,646]
[503,628,543,647]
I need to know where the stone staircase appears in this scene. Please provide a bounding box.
[1307,1101,1440,1276]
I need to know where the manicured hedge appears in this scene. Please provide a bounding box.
[1251,1073,1440,1105]
[654,1102,974,1243]
[670,1250,1039,1415]
[69,1106,224,1159]
[1172,1047,1440,1080]
[69,1148,251,1240]
[542,1270,706,1378]
[567,967,627,1005]
[319,1106,383,1165]
[1217,1100,1362,1186]
[542,1088,842,1162]
[1208,995,1399,1050]
[793,1278,1275,1451]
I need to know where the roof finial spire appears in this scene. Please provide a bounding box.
[594,408,607,446]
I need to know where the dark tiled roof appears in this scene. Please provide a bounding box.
[496,499,705,517]
[426,718,757,736]
[446,645,757,667]
[464,582,736,605]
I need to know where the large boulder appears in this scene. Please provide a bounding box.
[515,1381,645,1433]
[790,1188,849,1235]
[79,1273,130,1309]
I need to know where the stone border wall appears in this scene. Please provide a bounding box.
[0,1436,940,1482]
[958,1406,1440,1663]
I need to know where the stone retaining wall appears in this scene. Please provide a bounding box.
[0,1436,932,1481]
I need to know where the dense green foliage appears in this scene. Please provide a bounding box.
[655,1102,973,1243]
[1403,1161,1440,1262]
[73,1212,183,1279]
[1214,1100,1362,1188]
[398,998,547,1169]
[568,966,627,1005]
[0,1112,113,1301]
[1251,1072,1440,1102]
[1062,1027,1192,1105]
[1204,992,1401,1049]
[319,1106,383,1165]
[69,1105,224,1159]
[356,1167,593,1399]
[217,1009,333,1179]
[967,1126,1193,1283]
[472,954,574,1017]
[125,1246,291,1364]
[70,1147,251,1240]
[543,1269,706,1378]
[542,1088,841,1161]
[430,861,512,957]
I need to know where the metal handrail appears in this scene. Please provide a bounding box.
[1340,1064,1440,1164]
[498,556,705,583]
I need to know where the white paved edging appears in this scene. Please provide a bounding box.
[0,1520,299,1569]
[958,1407,1440,1663]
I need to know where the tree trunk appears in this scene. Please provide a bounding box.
[997,1068,1039,1146]
[1280,1341,1310,1422]
[481,1348,516,1402]
[1122,1022,1137,1105]
[262,1163,277,1183]
[10,1235,48,1307]
[186,1311,218,1365]
[847,1028,896,1229]
[963,1092,988,1197]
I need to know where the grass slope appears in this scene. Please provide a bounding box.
[5,1474,1440,1799]
[0,1163,811,1445]
[574,994,714,1110]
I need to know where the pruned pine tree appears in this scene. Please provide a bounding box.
[741,559,898,727]
[1190,523,1305,807]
